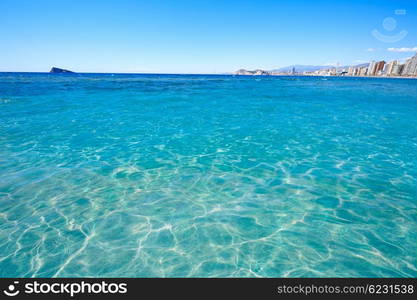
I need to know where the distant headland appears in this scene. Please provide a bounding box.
[50,67,75,73]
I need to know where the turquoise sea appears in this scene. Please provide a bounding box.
[1,73,417,277]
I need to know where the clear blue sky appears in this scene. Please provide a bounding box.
[1,0,416,73]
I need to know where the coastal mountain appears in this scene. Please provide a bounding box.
[235,66,329,75]
[235,63,372,75]
[271,63,370,73]
[235,69,271,75]
[270,65,333,73]
[50,67,74,73]
[352,63,370,68]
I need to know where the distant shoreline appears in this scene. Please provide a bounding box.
[234,74,417,79]
[0,71,416,79]
[270,74,417,79]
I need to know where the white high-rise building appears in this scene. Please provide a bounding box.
[403,58,412,76]
[367,61,376,76]
[392,64,404,76]
[386,60,397,76]
[403,53,417,76]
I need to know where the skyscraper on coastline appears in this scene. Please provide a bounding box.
[402,54,417,76]
[374,61,386,76]
[367,61,376,76]
[386,61,397,76]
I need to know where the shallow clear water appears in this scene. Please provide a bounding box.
[1,73,417,277]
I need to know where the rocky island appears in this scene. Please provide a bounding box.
[50,67,75,73]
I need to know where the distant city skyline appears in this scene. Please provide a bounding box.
[1,0,417,73]
[234,52,417,78]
